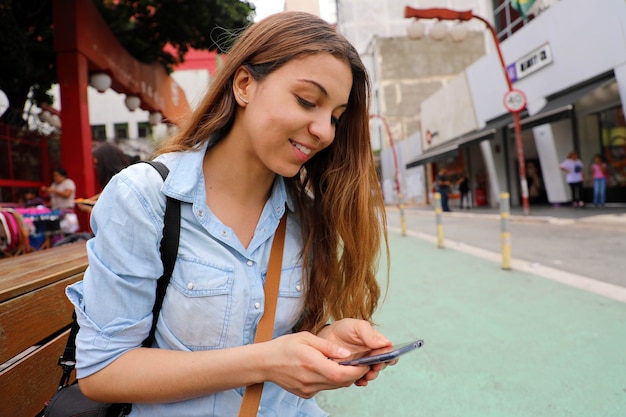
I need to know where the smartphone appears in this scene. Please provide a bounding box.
[339,339,424,366]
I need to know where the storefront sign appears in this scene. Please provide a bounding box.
[507,43,552,83]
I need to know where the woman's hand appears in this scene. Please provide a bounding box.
[260,322,391,398]
[316,318,394,386]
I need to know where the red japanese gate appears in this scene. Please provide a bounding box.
[52,0,191,229]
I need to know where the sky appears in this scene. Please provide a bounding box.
[249,0,336,23]
[250,0,285,21]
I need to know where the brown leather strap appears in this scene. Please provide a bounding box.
[238,215,287,417]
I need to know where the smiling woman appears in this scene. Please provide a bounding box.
[67,11,390,417]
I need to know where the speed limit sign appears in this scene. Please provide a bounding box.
[503,89,527,113]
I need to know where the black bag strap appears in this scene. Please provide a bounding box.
[141,161,180,347]
[57,160,180,387]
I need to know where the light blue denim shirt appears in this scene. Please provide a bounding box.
[66,143,327,417]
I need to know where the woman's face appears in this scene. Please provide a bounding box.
[237,53,352,178]
[52,171,64,184]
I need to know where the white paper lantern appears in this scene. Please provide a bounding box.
[450,23,468,42]
[124,95,141,111]
[0,90,8,118]
[407,21,426,40]
[429,21,448,41]
[149,111,162,126]
[89,72,112,93]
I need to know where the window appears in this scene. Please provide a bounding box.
[137,122,151,138]
[493,0,527,42]
[91,124,106,141]
[114,123,128,140]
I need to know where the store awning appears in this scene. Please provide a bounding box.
[405,142,460,168]
[406,114,512,169]
[512,76,613,130]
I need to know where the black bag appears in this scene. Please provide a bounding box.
[44,384,129,417]
[42,161,180,417]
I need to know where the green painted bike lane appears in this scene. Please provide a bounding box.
[317,231,626,416]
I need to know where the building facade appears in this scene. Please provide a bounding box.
[412,0,626,208]
[336,0,492,205]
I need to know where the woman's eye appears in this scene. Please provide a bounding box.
[296,96,315,108]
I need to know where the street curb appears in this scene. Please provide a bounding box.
[390,206,626,227]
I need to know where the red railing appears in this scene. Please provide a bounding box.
[0,122,55,204]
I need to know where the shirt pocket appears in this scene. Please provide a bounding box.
[161,256,235,350]
[273,265,305,336]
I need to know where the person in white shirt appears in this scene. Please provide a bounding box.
[560,151,585,207]
[43,167,76,210]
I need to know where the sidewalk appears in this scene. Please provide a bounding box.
[405,202,626,228]
[316,230,626,416]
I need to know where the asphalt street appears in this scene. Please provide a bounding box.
[389,204,626,289]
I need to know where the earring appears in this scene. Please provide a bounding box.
[237,93,249,104]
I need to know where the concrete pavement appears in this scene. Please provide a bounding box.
[406,203,626,229]
[316,228,626,416]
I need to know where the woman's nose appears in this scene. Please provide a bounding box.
[308,113,335,145]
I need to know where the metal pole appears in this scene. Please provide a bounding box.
[434,192,444,248]
[370,114,407,236]
[500,192,512,270]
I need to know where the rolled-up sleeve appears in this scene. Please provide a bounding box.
[66,164,166,378]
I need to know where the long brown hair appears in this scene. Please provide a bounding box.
[156,11,388,333]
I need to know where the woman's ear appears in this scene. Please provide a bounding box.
[233,66,253,105]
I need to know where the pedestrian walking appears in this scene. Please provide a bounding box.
[436,168,452,212]
[456,173,470,209]
[590,153,608,207]
[560,151,585,207]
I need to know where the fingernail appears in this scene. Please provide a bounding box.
[338,347,351,357]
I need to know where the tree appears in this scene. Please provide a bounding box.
[0,0,254,127]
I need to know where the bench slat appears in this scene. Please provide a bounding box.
[0,330,71,417]
[0,274,81,364]
[0,242,88,303]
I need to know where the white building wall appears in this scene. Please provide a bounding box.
[470,0,626,123]
[420,0,626,206]
[420,72,479,150]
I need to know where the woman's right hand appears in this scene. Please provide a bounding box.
[260,331,373,398]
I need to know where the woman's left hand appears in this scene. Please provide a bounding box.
[317,319,394,386]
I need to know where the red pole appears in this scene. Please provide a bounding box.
[370,114,407,236]
[404,6,530,214]
[53,0,97,232]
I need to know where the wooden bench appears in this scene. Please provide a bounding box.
[0,242,88,417]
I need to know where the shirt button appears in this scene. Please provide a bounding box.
[198,210,204,217]
[254,302,261,309]
[296,285,302,292]
[220,230,228,237]
[187,282,194,290]
[246,260,254,267]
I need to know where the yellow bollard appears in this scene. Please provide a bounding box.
[500,192,512,270]
[434,192,444,248]
[398,192,407,237]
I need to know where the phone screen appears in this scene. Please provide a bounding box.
[338,339,424,366]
